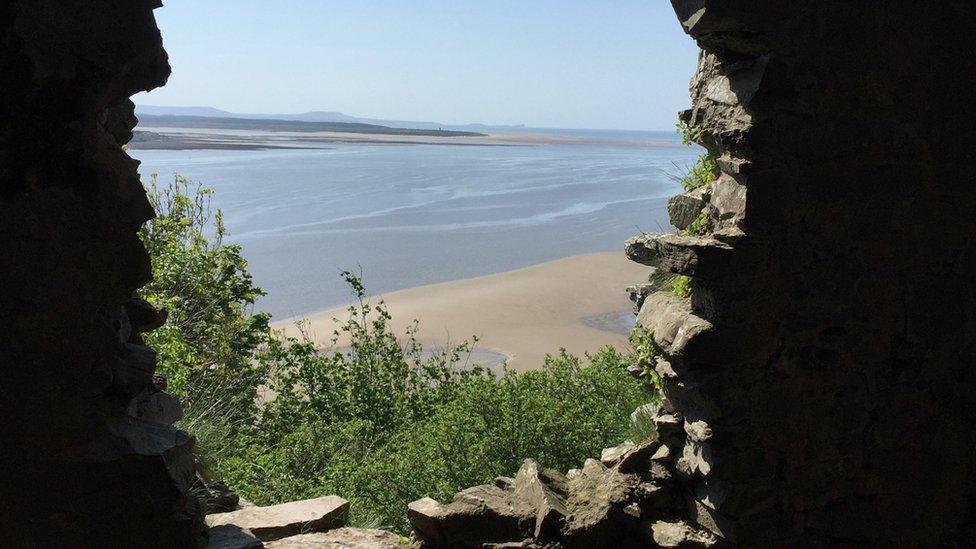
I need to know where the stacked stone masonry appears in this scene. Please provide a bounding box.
[624,1,976,545]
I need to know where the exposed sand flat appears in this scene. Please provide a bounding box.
[132,126,684,150]
[273,252,650,372]
[134,126,514,149]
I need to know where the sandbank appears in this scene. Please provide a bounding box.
[273,252,649,372]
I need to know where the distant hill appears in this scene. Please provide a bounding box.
[133,106,676,140]
[134,105,529,132]
[136,105,236,118]
[136,105,451,130]
[135,114,487,138]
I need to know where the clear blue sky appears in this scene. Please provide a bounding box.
[134,1,699,131]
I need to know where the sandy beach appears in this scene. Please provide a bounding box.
[273,252,649,371]
[131,126,681,151]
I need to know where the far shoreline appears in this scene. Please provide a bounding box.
[130,126,685,151]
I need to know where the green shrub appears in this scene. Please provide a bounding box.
[139,173,269,414]
[357,348,643,531]
[224,344,645,532]
[255,272,487,443]
[141,175,653,534]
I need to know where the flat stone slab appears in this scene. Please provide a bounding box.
[625,233,733,279]
[264,528,401,548]
[207,495,349,542]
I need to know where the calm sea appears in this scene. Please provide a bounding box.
[130,131,698,319]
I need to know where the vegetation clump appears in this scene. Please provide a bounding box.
[675,121,720,192]
[652,121,721,300]
[679,154,719,192]
[670,275,693,298]
[139,174,270,434]
[683,208,712,237]
[140,175,655,533]
[629,326,665,397]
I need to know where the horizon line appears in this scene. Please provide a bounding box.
[133,102,679,134]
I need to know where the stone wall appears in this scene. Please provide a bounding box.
[411,2,976,546]
[0,1,205,545]
[626,1,976,544]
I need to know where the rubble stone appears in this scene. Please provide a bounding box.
[207,496,349,542]
[600,440,636,467]
[667,186,710,230]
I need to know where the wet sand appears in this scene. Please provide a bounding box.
[273,252,649,371]
[131,126,678,150]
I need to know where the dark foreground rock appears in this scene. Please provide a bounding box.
[625,1,976,545]
[207,525,263,549]
[0,0,214,544]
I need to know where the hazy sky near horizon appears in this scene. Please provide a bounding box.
[134,1,699,131]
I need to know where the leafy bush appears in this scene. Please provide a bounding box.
[675,121,718,191]
[257,273,485,444]
[139,175,653,534]
[223,286,647,532]
[139,174,269,413]
[344,348,644,532]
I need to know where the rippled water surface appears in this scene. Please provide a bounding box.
[132,136,698,318]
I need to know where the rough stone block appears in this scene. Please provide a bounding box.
[600,440,636,467]
[616,439,664,475]
[207,496,349,542]
[708,174,746,226]
[668,186,709,230]
[635,292,712,357]
[624,233,733,279]
[128,389,184,424]
[408,486,535,548]
[513,459,569,540]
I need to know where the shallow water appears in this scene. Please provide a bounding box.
[131,136,698,319]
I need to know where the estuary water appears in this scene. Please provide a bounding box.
[131,133,698,319]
